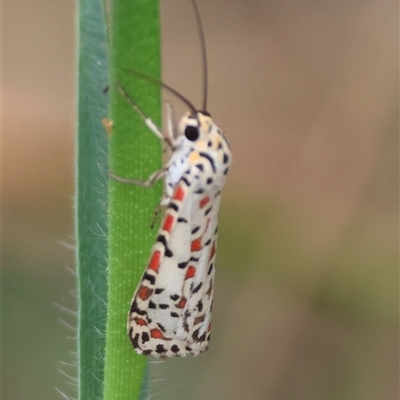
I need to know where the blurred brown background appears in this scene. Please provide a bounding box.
[3,0,398,399]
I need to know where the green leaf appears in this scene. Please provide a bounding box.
[76,0,109,399]
[103,0,162,399]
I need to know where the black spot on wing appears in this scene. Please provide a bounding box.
[170,312,179,318]
[171,344,180,353]
[223,153,229,164]
[207,263,214,275]
[157,323,166,332]
[204,238,211,246]
[159,303,169,309]
[130,300,147,316]
[157,235,173,257]
[156,344,167,354]
[178,261,188,269]
[181,176,191,186]
[130,331,140,349]
[191,226,200,234]
[192,328,206,342]
[206,177,213,185]
[141,332,150,343]
[195,163,204,171]
[155,288,164,294]
[169,202,179,211]
[205,207,212,216]
[199,152,216,173]
[192,282,203,294]
[149,301,156,309]
[178,217,188,223]
[195,188,205,194]
[143,273,155,285]
[170,294,179,301]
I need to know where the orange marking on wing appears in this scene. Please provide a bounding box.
[185,266,196,279]
[162,213,174,233]
[209,243,216,260]
[138,286,153,301]
[173,186,185,201]
[194,315,205,325]
[149,250,161,272]
[135,318,148,326]
[177,297,187,309]
[191,238,202,252]
[150,329,165,339]
[199,196,210,209]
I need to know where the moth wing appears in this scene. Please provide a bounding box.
[175,194,221,354]
[147,177,197,331]
[128,172,203,357]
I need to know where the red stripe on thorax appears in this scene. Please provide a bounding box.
[148,250,161,272]
[173,185,185,201]
[162,213,174,233]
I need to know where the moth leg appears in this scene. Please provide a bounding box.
[109,168,166,187]
[116,83,174,149]
[149,200,168,229]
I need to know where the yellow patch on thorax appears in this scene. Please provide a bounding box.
[189,151,201,164]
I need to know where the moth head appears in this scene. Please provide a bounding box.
[179,111,214,143]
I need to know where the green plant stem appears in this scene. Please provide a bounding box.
[76,0,109,399]
[103,0,161,399]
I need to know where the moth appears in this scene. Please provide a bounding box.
[111,0,232,357]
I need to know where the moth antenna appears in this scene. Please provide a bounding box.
[191,0,208,113]
[123,69,197,114]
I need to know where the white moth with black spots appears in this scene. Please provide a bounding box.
[112,97,231,357]
[110,0,232,358]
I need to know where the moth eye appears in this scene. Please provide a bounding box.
[184,126,199,141]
